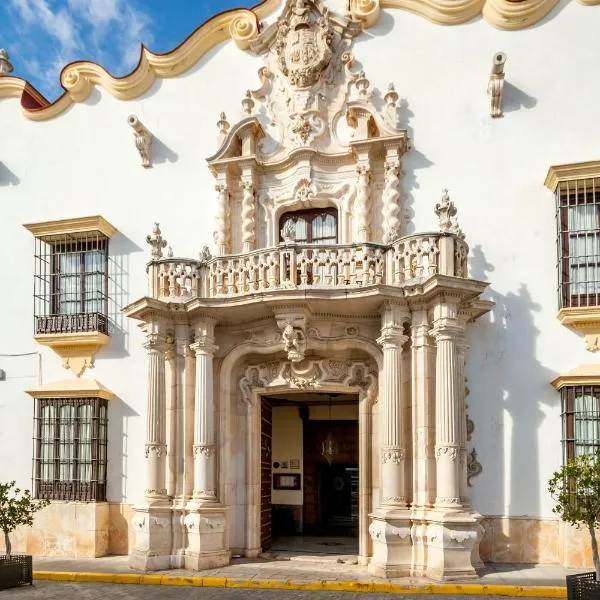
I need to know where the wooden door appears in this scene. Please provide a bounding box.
[260,397,273,551]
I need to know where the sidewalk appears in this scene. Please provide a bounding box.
[31,554,583,596]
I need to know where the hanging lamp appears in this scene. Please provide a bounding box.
[321,398,338,465]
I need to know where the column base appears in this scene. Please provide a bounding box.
[367,507,412,578]
[184,504,230,571]
[424,508,484,581]
[409,509,429,577]
[129,502,173,571]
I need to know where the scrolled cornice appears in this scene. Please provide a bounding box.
[0,1,278,121]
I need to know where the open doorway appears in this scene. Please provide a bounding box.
[260,392,359,557]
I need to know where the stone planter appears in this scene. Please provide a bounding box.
[566,572,600,600]
[0,554,33,590]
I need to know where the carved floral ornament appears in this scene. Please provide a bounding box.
[2,0,598,121]
[239,358,377,405]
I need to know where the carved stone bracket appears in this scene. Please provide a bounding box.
[467,448,483,486]
[128,115,152,167]
[488,52,506,118]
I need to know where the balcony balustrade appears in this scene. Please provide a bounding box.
[148,233,468,302]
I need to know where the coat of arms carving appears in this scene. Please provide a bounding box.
[276,0,334,89]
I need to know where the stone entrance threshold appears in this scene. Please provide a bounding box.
[31,555,585,596]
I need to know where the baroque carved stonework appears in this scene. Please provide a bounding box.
[238,358,377,405]
[194,445,216,458]
[145,443,167,458]
[435,445,460,461]
[381,448,406,464]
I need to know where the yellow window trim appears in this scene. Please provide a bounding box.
[545,160,600,192]
[23,215,117,240]
[26,377,114,401]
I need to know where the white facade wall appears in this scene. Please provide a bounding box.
[1,0,599,527]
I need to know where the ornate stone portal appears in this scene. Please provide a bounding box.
[124,0,493,581]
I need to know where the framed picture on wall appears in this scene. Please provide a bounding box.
[273,473,301,490]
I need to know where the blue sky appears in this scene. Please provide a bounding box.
[0,0,257,100]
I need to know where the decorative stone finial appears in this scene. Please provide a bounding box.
[488,52,506,118]
[355,71,370,97]
[384,83,398,108]
[146,222,167,259]
[241,90,255,115]
[217,112,230,142]
[0,49,14,75]
[198,245,212,264]
[127,115,152,167]
[435,189,464,238]
[167,246,174,258]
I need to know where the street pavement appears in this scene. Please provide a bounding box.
[3,581,559,599]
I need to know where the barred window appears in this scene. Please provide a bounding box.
[561,386,600,463]
[33,232,109,335]
[33,397,108,501]
[556,178,600,308]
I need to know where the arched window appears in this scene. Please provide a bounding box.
[279,208,338,245]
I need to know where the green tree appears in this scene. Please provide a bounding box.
[0,481,49,557]
[548,453,600,579]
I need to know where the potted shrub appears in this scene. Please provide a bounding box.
[0,481,49,590]
[548,453,600,600]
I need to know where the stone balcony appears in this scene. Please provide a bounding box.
[147,232,469,303]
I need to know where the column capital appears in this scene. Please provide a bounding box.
[377,326,407,349]
[190,339,218,356]
[429,319,465,343]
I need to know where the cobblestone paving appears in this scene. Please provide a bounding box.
[2,581,560,600]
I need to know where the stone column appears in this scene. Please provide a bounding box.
[410,307,436,576]
[425,300,481,581]
[368,302,412,578]
[430,303,466,508]
[184,318,230,571]
[130,321,173,571]
[191,325,218,502]
[169,324,191,568]
[143,329,168,501]
[377,306,408,507]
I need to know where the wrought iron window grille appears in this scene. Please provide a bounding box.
[33,232,110,335]
[561,385,600,463]
[32,397,108,502]
[556,178,600,309]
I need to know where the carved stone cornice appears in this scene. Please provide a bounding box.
[545,161,600,192]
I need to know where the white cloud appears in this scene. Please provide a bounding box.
[7,0,154,96]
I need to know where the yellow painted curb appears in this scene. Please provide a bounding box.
[32,571,568,597]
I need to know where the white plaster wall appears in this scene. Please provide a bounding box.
[1,0,599,518]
